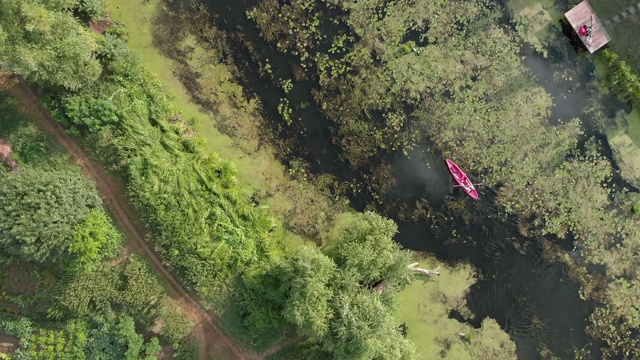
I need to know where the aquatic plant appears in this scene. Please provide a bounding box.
[599,49,640,109]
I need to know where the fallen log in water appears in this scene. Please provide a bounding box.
[408,262,441,276]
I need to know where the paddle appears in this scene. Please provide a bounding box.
[586,14,594,46]
[453,183,483,188]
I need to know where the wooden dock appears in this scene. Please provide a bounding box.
[565,0,611,53]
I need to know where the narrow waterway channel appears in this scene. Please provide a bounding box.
[189,0,637,358]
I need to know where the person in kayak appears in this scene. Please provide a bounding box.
[464,183,474,192]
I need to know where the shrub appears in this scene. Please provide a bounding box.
[97,34,129,63]
[156,299,194,344]
[0,168,103,263]
[68,210,123,273]
[76,0,105,21]
[599,49,640,109]
[104,22,129,40]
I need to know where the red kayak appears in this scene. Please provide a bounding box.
[445,158,479,200]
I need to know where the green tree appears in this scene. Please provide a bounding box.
[274,212,415,359]
[85,311,161,360]
[0,0,101,90]
[76,0,105,21]
[68,209,122,273]
[115,316,160,360]
[325,212,412,292]
[281,246,335,337]
[322,288,414,360]
[0,168,102,263]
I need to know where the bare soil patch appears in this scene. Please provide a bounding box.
[0,138,18,170]
[2,262,37,297]
[0,331,19,356]
[89,19,113,34]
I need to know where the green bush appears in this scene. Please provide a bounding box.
[599,49,640,109]
[86,310,160,360]
[0,168,103,263]
[76,0,105,21]
[104,22,129,40]
[68,210,123,273]
[156,299,194,345]
[63,95,120,133]
[51,255,164,324]
[97,33,129,63]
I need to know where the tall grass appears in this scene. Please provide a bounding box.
[599,49,640,109]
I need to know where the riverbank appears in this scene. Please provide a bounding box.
[107,0,335,249]
[105,1,516,358]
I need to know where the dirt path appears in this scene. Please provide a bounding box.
[0,332,19,355]
[0,73,262,360]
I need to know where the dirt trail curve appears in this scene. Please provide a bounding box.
[0,73,264,360]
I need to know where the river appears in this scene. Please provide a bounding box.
[187,0,636,358]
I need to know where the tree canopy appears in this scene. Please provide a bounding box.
[0,0,101,90]
[0,168,103,263]
[68,209,122,273]
[242,212,415,358]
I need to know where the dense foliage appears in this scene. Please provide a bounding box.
[0,94,121,273]
[0,94,191,358]
[0,168,103,263]
[0,0,101,90]
[4,1,376,356]
[238,212,415,358]
[599,49,640,110]
[1,313,160,360]
[34,24,282,298]
[9,0,631,358]
[43,37,425,354]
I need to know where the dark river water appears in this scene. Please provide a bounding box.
[183,0,636,358]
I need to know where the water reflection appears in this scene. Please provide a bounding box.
[390,147,451,206]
